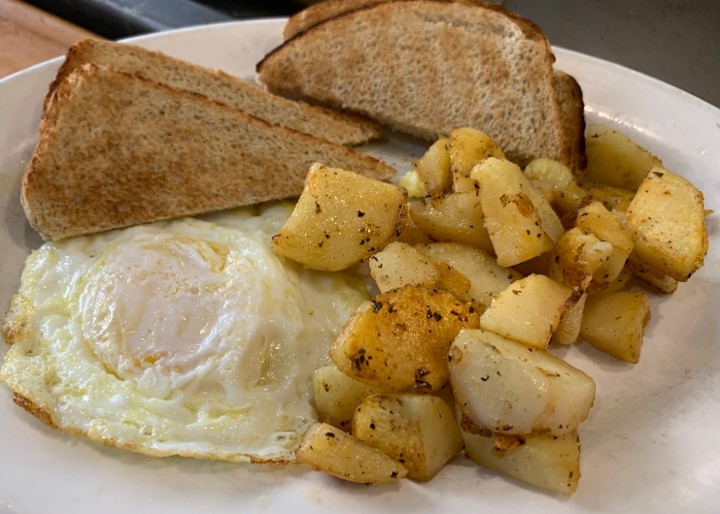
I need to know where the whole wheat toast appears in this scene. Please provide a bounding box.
[553,71,587,172]
[22,64,395,241]
[44,39,382,146]
[259,0,585,169]
[283,0,548,45]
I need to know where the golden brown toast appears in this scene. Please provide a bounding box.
[22,64,395,241]
[260,0,586,170]
[44,38,382,146]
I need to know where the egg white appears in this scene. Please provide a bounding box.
[0,203,368,462]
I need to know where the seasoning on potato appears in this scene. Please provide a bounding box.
[272,125,708,494]
[330,285,480,393]
[272,163,408,271]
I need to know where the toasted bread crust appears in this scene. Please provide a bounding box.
[553,71,587,173]
[22,64,395,241]
[284,0,550,49]
[43,39,382,146]
[260,0,581,167]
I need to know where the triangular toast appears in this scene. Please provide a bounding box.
[23,64,395,240]
[259,0,585,169]
[45,39,382,146]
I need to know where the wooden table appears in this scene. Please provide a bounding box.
[0,0,96,79]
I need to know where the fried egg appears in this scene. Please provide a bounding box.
[0,203,368,462]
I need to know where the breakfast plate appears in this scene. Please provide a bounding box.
[1,18,719,514]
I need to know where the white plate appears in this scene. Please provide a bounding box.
[1,18,719,514]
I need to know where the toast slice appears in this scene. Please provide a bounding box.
[259,0,585,169]
[553,71,587,172]
[44,38,382,146]
[284,0,393,39]
[283,0,547,44]
[22,64,395,241]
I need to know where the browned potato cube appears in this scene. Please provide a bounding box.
[549,228,614,290]
[584,124,663,191]
[463,430,581,496]
[369,241,440,292]
[432,259,473,300]
[575,200,634,288]
[352,394,463,481]
[409,192,493,253]
[330,286,480,392]
[479,274,573,349]
[471,157,554,267]
[395,213,433,246]
[416,242,523,307]
[553,290,587,346]
[452,175,480,194]
[273,164,407,271]
[413,137,452,196]
[449,127,505,181]
[526,182,565,243]
[512,251,554,276]
[449,329,596,435]
[312,363,387,431]
[626,259,678,294]
[583,183,635,212]
[580,291,651,363]
[524,158,587,216]
[369,241,471,299]
[626,167,708,281]
[602,265,634,293]
[297,423,407,484]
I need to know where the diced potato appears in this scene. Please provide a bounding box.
[416,242,523,307]
[526,182,565,243]
[312,363,386,430]
[449,328,596,435]
[449,127,505,181]
[432,259,473,300]
[471,157,554,267]
[602,265,634,293]
[395,212,433,246]
[580,291,651,363]
[479,274,573,349]
[463,430,581,496]
[525,178,556,211]
[352,394,463,481]
[330,286,480,392]
[273,164,408,271]
[369,242,440,292]
[433,383,457,411]
[368,241,471,299]
[626,167,708,281]
[549,228,614,290]
[575,201,634,288]
[553,290,587,346]
[583,183,635,212]
[452,175,480,194]
[296,422,408,484]
[413,137,452,196]
[409,192,493,252]
[512,251,553,276]
[524,158,587,216]
[575,200,633,248]
[584,124,663,191]
[626,259,678,294]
